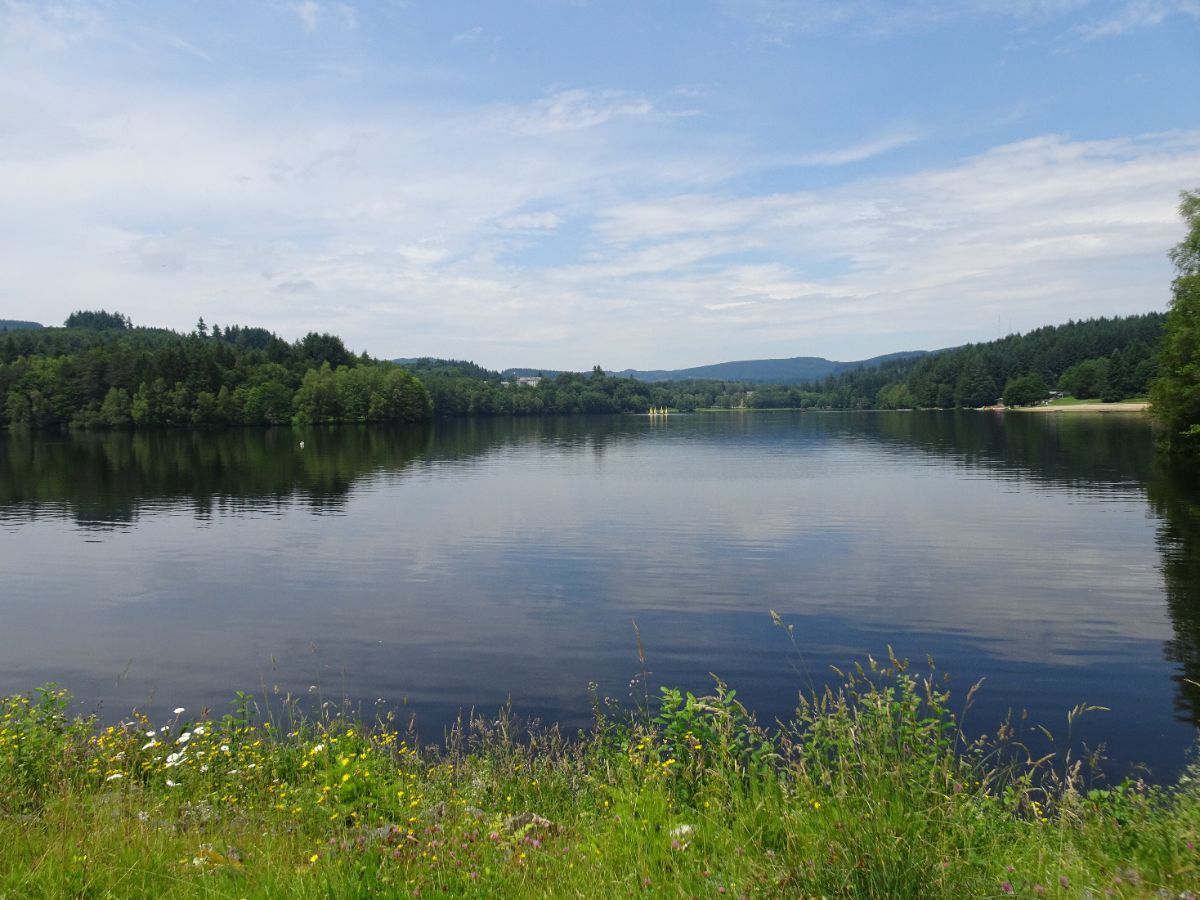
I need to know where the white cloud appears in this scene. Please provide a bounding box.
[723,0,1198,40]
[787,129,922,166]
[290,0,320,32]
[1077,0,1200,37]
[513,89,656,135]
[0,3,1194,368]
[497,211,563,231]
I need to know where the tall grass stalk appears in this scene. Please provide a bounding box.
[2,657,1199,898]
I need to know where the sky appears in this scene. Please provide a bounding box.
[1,1,1198,370]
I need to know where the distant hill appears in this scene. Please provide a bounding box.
[607,351,929,384]
[0,320,43,332]
[430,352,930,385]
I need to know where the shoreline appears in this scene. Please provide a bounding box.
[1010,401,1149,413]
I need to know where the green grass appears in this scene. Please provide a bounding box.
[1043,396,1150,407]
[2,652,1200,897]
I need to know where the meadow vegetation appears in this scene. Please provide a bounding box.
[2,648,1199,898]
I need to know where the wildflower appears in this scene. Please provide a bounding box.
[312,743,325,754]
[174,707,185,715]
[1002,883,1013,894]
[193,726,205,736]
[166,779,180,788]
[146,730,156,738]
[142,740,158,750]
[177,732,192,744]
[106,773,123,782]
[310,853,319,863]
[166,752,185,767]
[220,744,230,753]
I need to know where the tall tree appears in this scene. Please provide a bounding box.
[1151,190,1200,453]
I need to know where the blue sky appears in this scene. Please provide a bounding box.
[1,1,1197,369]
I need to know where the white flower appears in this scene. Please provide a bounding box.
[219,744,230,753]
[173,707,185,715]
[165,752,185,767]
[177,732,192,744]
[105,773,123,782]
[200,765,209,773]
[311,743,325,754]
[146,731,156,738]
[141,740,157,750]
[193,726,205,736]
[166,779,179,788]
[228,769,240,775]
[159,726,169,733]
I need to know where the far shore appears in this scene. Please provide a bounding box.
[1010,401,1149,413]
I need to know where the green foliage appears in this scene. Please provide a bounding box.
[3,661,1200,898]
[1003,372,1049,406]
[0,320,433,431]
[1152,189,1200,453]
[406,313,1163,416]
[64,309,132,330]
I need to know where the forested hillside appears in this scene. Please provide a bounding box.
[0,319,42,332]
[748,313,1164,410]
[0,313,430,429]
[0,310,1165,429]
[404,314,1163,415]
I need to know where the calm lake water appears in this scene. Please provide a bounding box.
[3,411,1199,778]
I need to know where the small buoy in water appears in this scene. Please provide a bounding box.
[299,441,305,449]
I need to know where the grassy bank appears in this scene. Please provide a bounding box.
[2,654,1199,898]
[1024,398,1150,413]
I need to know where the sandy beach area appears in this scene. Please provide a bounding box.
[1015,401,1149,413]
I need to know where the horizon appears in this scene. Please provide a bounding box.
[2,2,1197,370]
[5,307,1165,375]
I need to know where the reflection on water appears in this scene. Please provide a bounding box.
[1149,458,1200,725]
[0,412,1195,777]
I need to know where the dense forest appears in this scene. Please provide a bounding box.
[405,313,1163,416]
[0,308,1168,430]
[0,312,430,429]
[751,312,1164,411]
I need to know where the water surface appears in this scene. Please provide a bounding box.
[2,412,1196,777]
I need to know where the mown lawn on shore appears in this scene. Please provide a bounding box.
[2,651,1199,898]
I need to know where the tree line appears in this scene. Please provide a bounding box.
[404,312,1163,418]
[0,314,430,429]
[0,297,1180,431]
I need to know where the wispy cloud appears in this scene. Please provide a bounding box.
[1077,0,1200,38]
[787,129,922,167]
[0,0,1194,368]
[289,1,320,33]
[724,0,1197,40]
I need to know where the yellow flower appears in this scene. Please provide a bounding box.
[309,853,319,864]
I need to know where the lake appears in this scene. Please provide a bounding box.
[2,411,1198,778]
